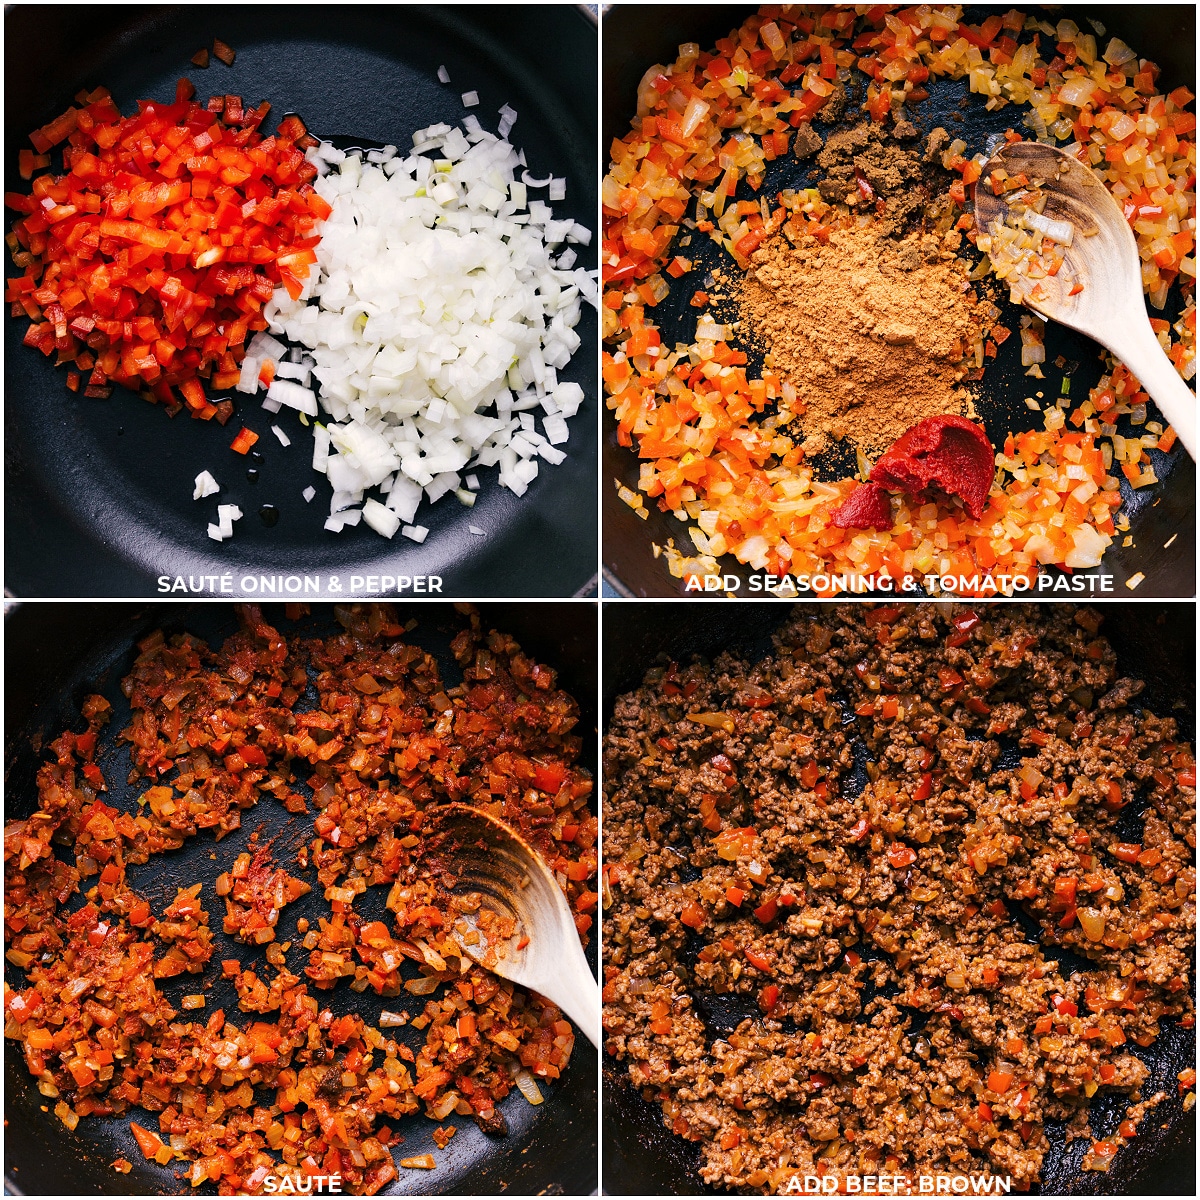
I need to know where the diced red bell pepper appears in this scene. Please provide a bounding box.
[230,427,259,454]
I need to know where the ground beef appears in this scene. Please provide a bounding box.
[473,1106,508,1136]
[602,604,1195,1193]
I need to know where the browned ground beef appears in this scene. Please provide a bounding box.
[602,604,1196,1192]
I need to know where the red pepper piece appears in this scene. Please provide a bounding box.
[870,415,995,519]
[230,427,259,454]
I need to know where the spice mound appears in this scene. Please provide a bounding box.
[738,224,983,455]
[812,119,948,239]
[602,604,1196,1194]
[4,603,596,1195]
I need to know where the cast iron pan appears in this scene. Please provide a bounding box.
[4,5,598,599]
[602,601,1195,1195]
[602,6,1196,598]
[3,601,598,1195]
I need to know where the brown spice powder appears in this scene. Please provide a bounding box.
[738,222,983,455]
[813,119,954,239]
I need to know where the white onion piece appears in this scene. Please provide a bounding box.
[193,470,220,500]
[247,331,286,360]
[1024,210,1075,246]
[210,504,243,541]
[236,356,259,394]
[271,425,291,447]
[362,498,400,538]
[513,1069,544,1105]
[266,379,318,416]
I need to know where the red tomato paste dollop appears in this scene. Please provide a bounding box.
[833,415,995,529]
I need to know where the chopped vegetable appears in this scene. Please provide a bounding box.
[207,503,243,542]
[256,115,594,537]
[7,84,322,415]
[192,470,220,500]
[513,1069,544,1105]
[602,5,1195,592]
[230,428,259,455]
[5,604,595,1192]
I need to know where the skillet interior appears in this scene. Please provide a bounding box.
[3,601,598,1196]
[4,4,598,599]
[601,600,1195,1195]
[601,5,1196,598]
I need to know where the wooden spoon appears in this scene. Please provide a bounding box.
[975,141,1195,458]
[423,804,599,1046]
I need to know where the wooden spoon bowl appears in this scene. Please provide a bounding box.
[423,803,599,1046]
[975,141,1195,457]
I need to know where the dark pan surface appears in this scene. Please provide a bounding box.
[4,601,598,1195]
[5,5,598,599]
[602,601,1195,1195]
[602,6,1195,598]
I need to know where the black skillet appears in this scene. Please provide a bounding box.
[3,601,598,1196]
[4,5,598,599]
[602,6,1196,598]
[601,600,1195,1195]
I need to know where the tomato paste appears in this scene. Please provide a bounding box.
[833,415,995,528]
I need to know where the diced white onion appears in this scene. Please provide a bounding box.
[401,525,429,543]
[363,498,400,538]
[266,379,318,416]
[262,118,592,541]
[1024,210,1075,246]
[437,65,451,84]
[193,470,220,500]
[271,424,291,447]
[210,503,243,541]
[513,1069,543,1105]
[236,356,259,394]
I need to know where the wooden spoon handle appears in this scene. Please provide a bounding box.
[551,946,602,1048]
[1106,319,1197,459]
